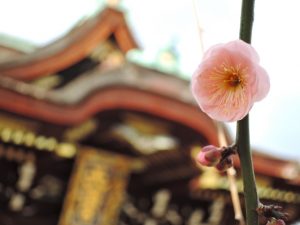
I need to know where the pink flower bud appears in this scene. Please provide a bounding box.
[266,218,286,225]
[196,145,222,167]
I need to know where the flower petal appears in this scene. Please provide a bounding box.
[224,40,260,63]
[253,65,270,101]
[202,43,225,61]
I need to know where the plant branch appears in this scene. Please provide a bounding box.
[237,115,259,225]
[239,0,255,43]
[236,3,258,225]
[237,0,258,224]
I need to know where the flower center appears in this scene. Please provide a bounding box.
[222,64,245,88]
[227,73,242,87]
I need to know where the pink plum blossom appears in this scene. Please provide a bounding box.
[191,40,270,122]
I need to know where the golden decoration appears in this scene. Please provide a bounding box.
[194,169,300,204]
[58,148,132,225]
[63,119,97,142]
[0,126,77,159]
[55,143,77,159]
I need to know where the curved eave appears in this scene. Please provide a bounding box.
[0,8,138,80]
[0,87,219,146]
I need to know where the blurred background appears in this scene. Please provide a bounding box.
[1,0,299,160]
[0,0,300,225]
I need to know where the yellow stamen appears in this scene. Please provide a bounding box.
[206,63,248,110]
[221,63,246,89]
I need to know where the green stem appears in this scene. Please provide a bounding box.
[237,116,258,225]
[239,0,255,43]
[237,1,259,225]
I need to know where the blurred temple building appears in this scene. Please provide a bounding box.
[0,7,299,225]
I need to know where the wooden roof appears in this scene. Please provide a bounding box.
[0,7,138,80]
[0,63,219,145]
